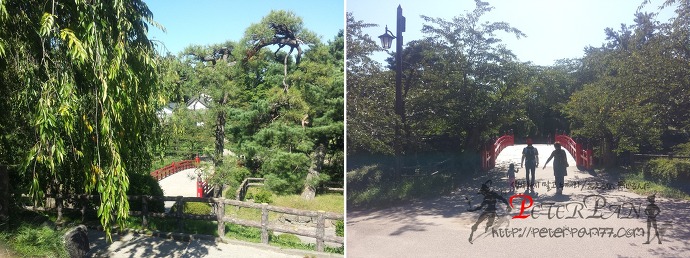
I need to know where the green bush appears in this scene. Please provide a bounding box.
[127,172,165,213]
[643,158,690,185]
[247,188,274,204]
[169,202,213,215]
[335,220,344,237]
[185,202,213,215]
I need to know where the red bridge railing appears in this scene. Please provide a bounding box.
[150,158,200,181]
[481,133,515,171]
[555,133,594,170]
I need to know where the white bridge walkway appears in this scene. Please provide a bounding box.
[158,168,203,209]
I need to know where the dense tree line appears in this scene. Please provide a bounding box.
[348,0,690,171]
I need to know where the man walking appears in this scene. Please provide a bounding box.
[521,138,538,191]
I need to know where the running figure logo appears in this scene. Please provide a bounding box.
[467,180,511,244]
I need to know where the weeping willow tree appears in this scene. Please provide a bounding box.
[0,0,163,240]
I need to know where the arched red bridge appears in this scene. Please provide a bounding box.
[150,157,213,198]
[481,132,594,171]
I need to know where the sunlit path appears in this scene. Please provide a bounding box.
[347,144,690,257]
[495,144,576,169]
[158,168,202,209]
[158,168,200,197]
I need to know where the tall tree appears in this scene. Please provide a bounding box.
[346,12,395,156]
[0,0,163,240]
[415,0,525,150]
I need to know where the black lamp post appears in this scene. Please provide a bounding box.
[379,5,405,175]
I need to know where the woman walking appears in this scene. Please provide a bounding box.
[543,142,569,195]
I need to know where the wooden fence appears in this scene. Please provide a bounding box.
[235,178,266,201]
[54,194,344,252]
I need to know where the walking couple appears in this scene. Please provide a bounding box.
[520,138,569,195]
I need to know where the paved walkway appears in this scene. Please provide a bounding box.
[348,144,690,258]
[87,230,334,258]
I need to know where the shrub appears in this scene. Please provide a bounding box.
[185,202,213,215]
[335,220,344,237]
[169,202,213,215]
[247,188,274,204]
[127,172,165,213]
[643,158,690,185]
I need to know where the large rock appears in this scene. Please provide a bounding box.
[63,225,89,258]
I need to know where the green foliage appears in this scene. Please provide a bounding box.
[127,173,165,213]
[0,225,68,258]
[564,3,690,164]
[167,11,343,199]
[246,188,274,204]
[240,10,318,52]
[272,193,343,213]
[349,1,528,156]
[335,220,344,237]
[0,0,164,240]
[225,224,262,243]
[642,158,690,185]
[621,169,690,200]
[347,164,454,208]
[346,13,394,155]
[672,142,690,156]
[184,202,213,215]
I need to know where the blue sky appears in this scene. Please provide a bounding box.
[145,0,345,55]
[347,0,676,66]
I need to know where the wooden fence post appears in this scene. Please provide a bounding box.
[261,203,269,244]
[316,210,325,252]
[176,196,183,232]
[80,195,86,223]
[142,195,148,229]
[216,198,225,237]
[56,193,63,226]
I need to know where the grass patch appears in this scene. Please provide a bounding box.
[272,193,343,213]
[347,164,456,209]
[0,210,69,258]
[224,224,262,243]
[621,170,690,200]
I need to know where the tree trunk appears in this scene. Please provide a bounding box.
[301,144,326,200]
[602,136,617,168]
[214,92,229,197]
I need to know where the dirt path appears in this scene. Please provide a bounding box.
[347,144,690,258]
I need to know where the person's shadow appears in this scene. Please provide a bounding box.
[643,194,662,244]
